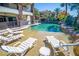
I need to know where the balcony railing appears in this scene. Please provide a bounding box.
[0,6,33,15]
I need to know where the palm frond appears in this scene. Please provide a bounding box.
[70,3,79,11]
[61,3,65,7]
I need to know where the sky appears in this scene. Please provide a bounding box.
[34,3,77,17]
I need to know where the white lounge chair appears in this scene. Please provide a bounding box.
[0,34,24,44]
[45,36,69,56]
[6,34,13,37]
[6,28,23,35]
[0,29,8,35]
[1,37,37,56]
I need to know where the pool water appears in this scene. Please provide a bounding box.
[31,24,61,32]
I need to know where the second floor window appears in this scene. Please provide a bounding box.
[0,3,9,7]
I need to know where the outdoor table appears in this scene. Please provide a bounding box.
[39,47,50,56]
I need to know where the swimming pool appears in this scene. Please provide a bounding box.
[31,24,61,32]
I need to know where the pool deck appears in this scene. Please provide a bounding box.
[0,27,75,56]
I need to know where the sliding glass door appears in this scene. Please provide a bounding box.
[8,17,17,28]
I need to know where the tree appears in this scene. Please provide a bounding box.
[16,3,31,26]
[34,8,40,20]
[61,3,70,15]
[40,10,52,19]
[58,11,68,23]
[16,3,23,26]
[31,3,35,23]
[54,8,60,19]
[70,3,79,29]
[31,3,34,13]
[70,4,79,18]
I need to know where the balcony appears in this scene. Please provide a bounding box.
[0,6,33,16]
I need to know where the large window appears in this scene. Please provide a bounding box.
[8,17,13,21]
[8,17,17,26]
[0,16,6,22]
[0,3,4,6]
[0,3,9,7]
[8,17,16,21]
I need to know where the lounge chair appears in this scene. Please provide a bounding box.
[6,28,23,35]
[0,37,37,56]
[0,34,24,44]
[0,29,8,35]
[6,34,13,37]
[45,36,69,56]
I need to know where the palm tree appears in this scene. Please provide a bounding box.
[31,3,34,13]
[70,4,79,18]
[54,8,60,19]
[16,3,23,26]
[61,3,70,15]
[70,3,79,28]
[34,8,40,18]
[16,3,30,26]
[31,3,34,23]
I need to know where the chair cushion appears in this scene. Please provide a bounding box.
[46,36,60,48]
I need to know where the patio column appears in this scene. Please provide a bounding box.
[27,15,31,25]
[6,17,9,28]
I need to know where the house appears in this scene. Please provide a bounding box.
[0,3,33,30]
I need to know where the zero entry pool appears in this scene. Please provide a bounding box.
[31,24,62,32]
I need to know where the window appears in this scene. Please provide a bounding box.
[0,3,5,6]
[8,17,16,21]
[0,3,9,7]
[0,16,6,22]
[8,17,13,21]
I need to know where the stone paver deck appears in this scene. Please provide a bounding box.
[0,27,75,56]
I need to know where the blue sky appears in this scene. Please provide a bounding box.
[34,3,77,17]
